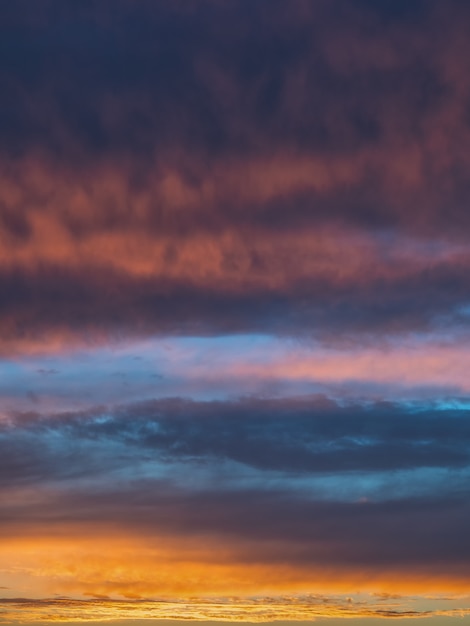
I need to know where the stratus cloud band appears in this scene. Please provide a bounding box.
[2,596,470,624]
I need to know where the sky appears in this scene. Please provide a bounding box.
[1,0,470,624]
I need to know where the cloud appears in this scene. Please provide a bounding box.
[2,397,470,606]
[2,396,470,488]
[2,480,470,596]
[1,396,470,584]
[1,1,470,348]
[2,594,468,623]
[1,243,470,353]
[2,1,470,616]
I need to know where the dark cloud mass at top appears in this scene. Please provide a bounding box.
[0,0,450,166]
[1,1,470,346]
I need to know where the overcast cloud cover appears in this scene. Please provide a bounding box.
[2,1,470,624]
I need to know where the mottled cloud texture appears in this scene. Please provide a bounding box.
[2,1,470,624]
[2,0,470,349]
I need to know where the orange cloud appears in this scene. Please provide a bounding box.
[3,596,469,624]
[2,532,470,605]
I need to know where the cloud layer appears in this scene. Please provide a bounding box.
[2,396,470,602]
[1,1,470,349]
[2,1,470,622]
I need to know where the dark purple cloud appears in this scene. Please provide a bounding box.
[1,1,470,348]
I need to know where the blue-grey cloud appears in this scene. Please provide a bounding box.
[3,396,470,486]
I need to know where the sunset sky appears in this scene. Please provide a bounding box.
[2,1,470,624]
